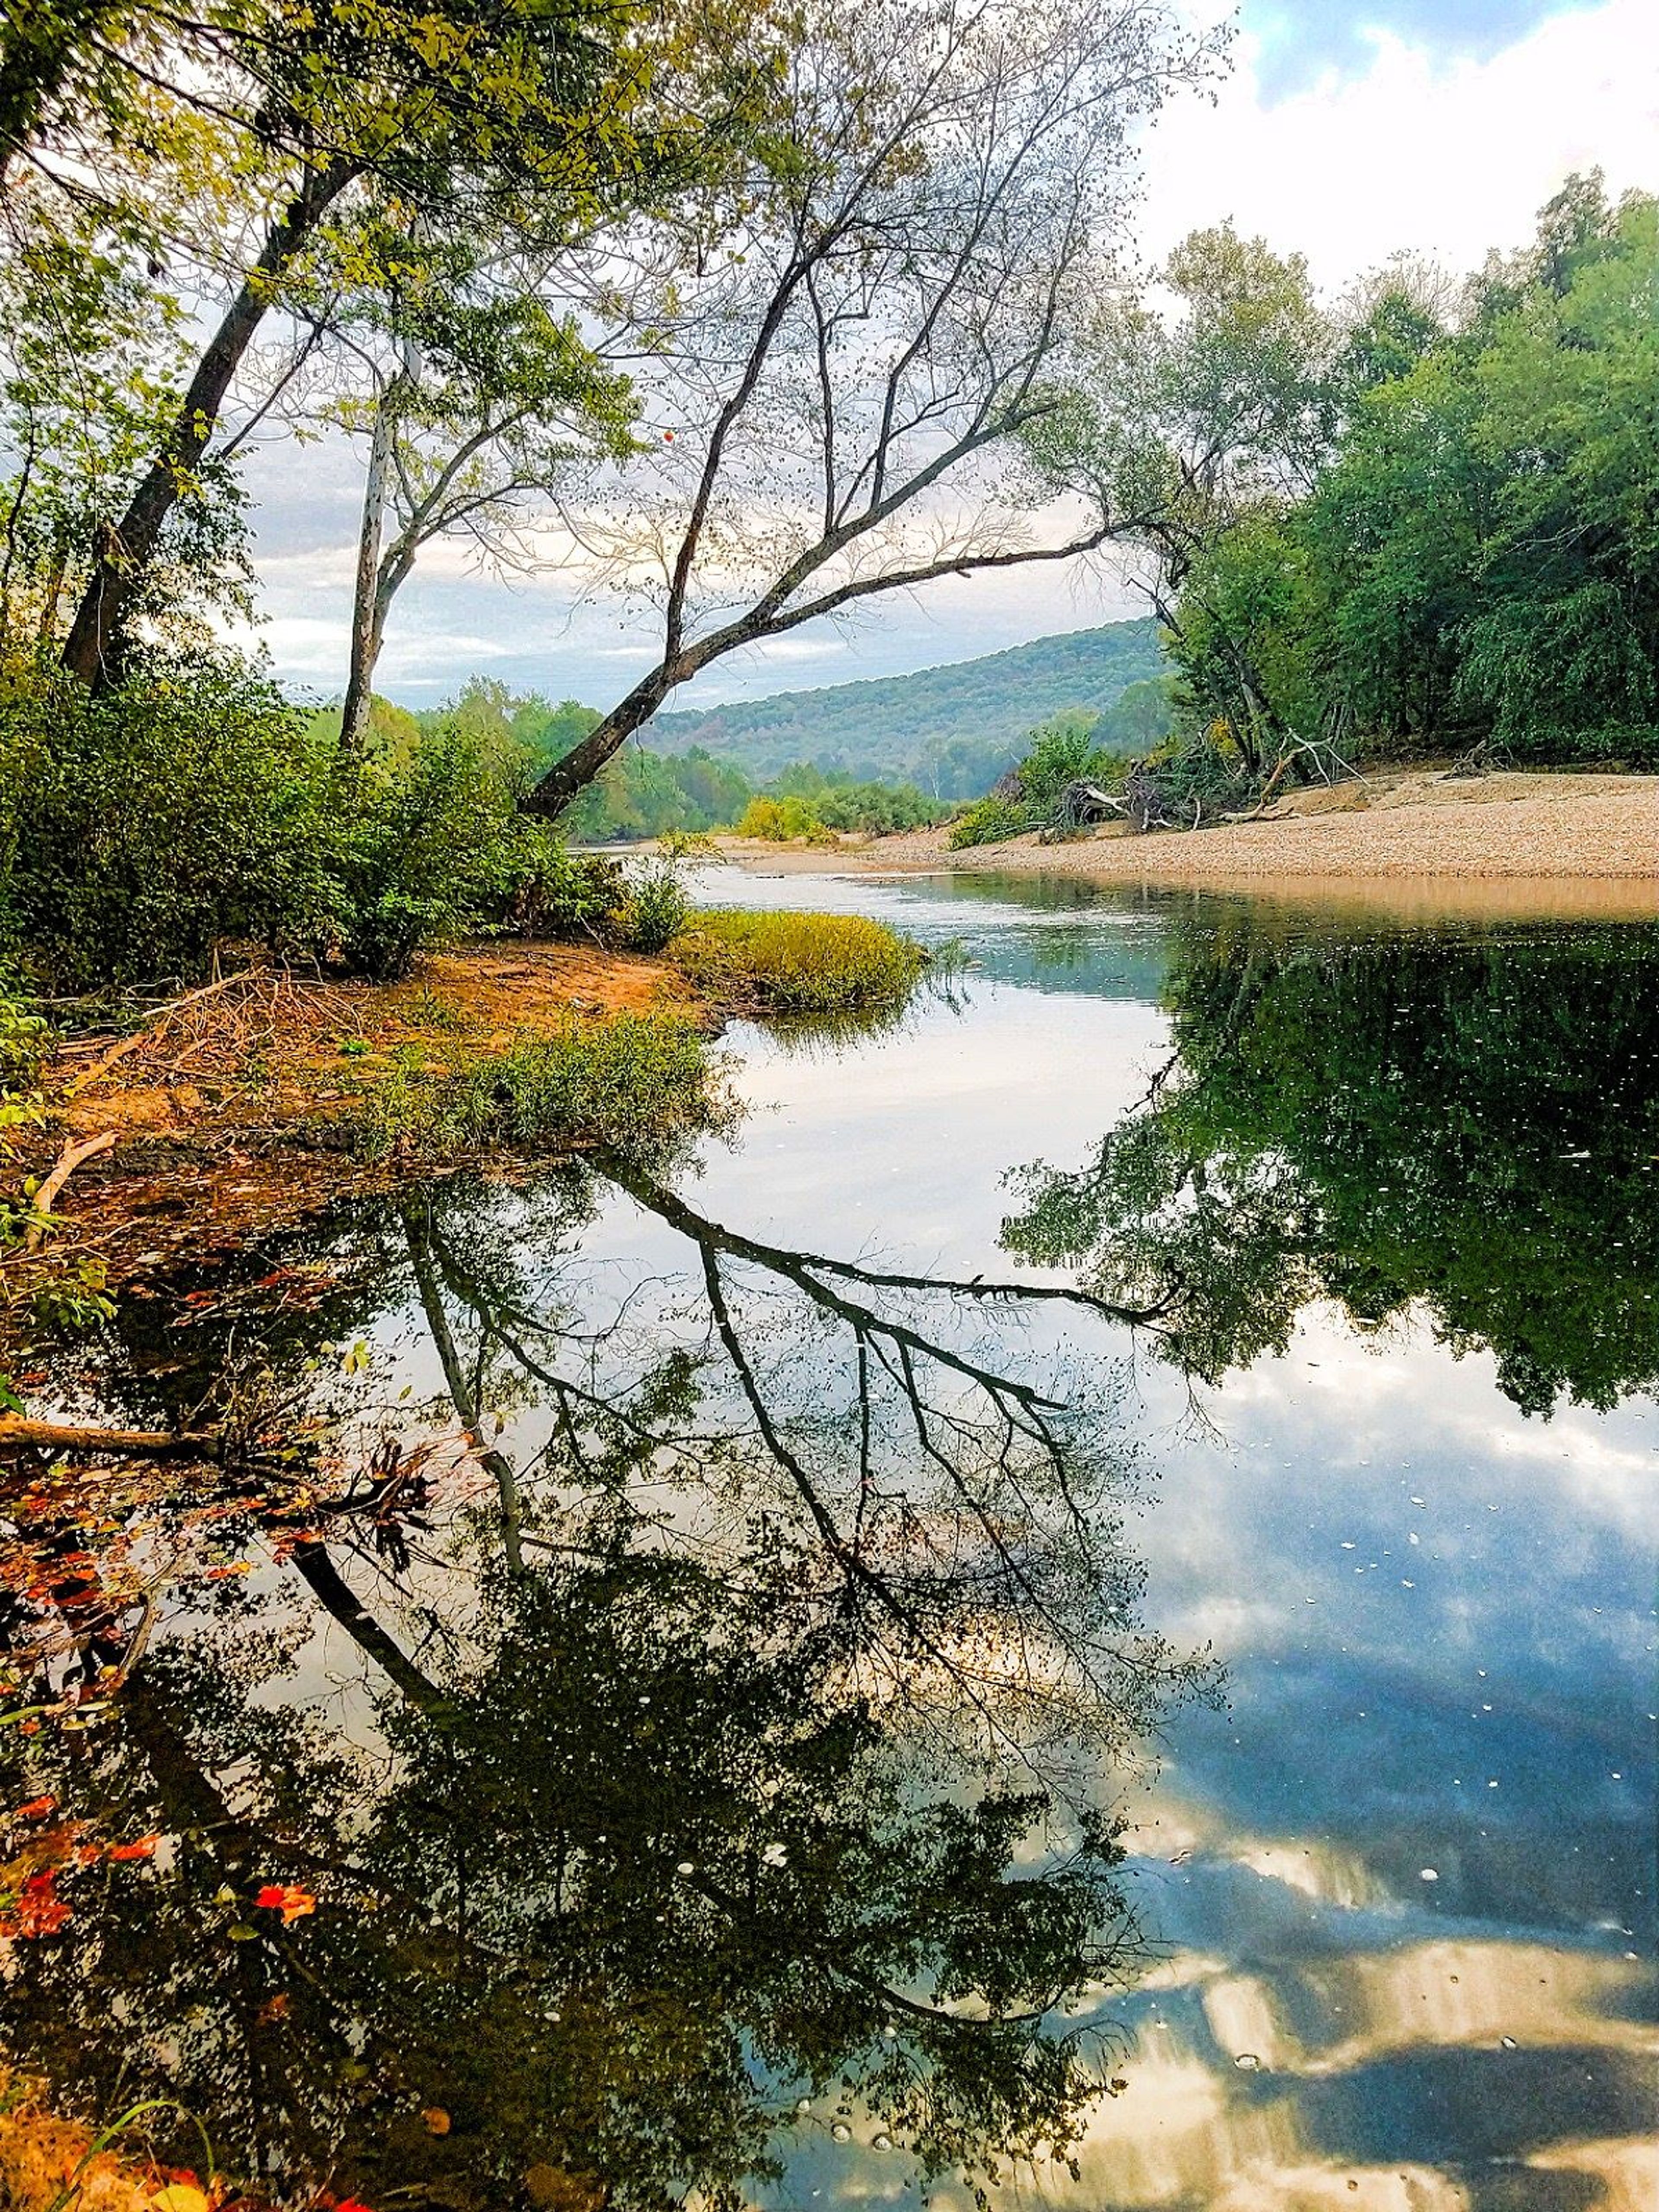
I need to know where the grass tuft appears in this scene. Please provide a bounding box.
[346,1011,728,1163]
[667,909,928,1015]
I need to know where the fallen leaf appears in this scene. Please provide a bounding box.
[3,1869,71,1937]
[421,2107,451,2136]
[108,1833,160,1861]
[255,1882,316,1923]
[152,2187,212,2212]
[15,1796,55,1820]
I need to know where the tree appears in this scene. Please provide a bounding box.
[523,0,1223,814]
[1000,914,1659,1415]
[332,255,637,756]
[16,0,690,687]
[0,1154,1208,2202]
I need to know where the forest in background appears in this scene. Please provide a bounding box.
[646,620,1170,788]
[308,628,1181,841]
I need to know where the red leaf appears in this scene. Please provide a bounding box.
[14,1796,55,1821]
[255,1882,316,1923]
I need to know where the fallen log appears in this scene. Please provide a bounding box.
[0,1415,220,1460]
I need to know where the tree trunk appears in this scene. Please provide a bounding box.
[289,1539,451,1716]
[60,156,355,688]
[524,665,683,817]
[339,394,395,759]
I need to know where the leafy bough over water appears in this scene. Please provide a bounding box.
[1001,917,1659,1415]
[0,1157,1211,2210]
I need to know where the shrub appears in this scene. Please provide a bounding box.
[350,1012,725,1161]
[736,795,836,843]
[667,909,927,1013]
[0,651,338,987]
[948,795,1030,849]
[0,651,599,987]
[612,857,691,953]
[327,718,556,980]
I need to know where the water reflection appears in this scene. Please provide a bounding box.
[1001,914,1659,1414]
[0,1158,1202,2207]
[3,880,1656,2210]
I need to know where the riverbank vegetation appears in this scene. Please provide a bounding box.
[666,909,930,1014]
[1045,176,1659,814]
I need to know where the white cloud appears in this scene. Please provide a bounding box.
[1139,0,1659,289]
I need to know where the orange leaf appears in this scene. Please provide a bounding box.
[108,1834,160,1861]
[15,1796,55,1820]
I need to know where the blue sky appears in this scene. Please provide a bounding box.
[1243,0,1604,96]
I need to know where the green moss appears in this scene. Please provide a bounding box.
[667,909,928,1014]
[345,1011,728,1163]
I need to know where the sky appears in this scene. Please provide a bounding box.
[241,0,1659,714]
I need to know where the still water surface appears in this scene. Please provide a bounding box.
[2,874,1654,2209]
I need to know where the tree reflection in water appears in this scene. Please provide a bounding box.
[1002,916,1659,1414]
[0,1155,1208,2209]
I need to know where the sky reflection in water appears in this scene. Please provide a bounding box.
[1,872,1654,2210]
[694,871,1659,2209]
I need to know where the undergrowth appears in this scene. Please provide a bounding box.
[667,909,928,1014]
[346,1011,728,1163]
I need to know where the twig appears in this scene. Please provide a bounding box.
[64,973,240,1095]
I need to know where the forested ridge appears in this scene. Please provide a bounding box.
[647,619,1168,789]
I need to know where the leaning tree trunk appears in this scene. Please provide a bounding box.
[61,155,355,688]
[524,664,685,817]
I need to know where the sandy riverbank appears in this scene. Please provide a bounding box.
[715,766,1659,912]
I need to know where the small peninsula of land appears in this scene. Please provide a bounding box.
[720,767,1659,905]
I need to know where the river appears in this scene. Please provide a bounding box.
[2,871,1654,2210]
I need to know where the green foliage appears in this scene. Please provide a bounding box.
[668,910,928,1014]
[736,793,834,843]
[350,1012,723,1163]
[948,795,1030,849]
[612,857,690,952]
[326,718,553,982]
[1002,915,1659,1416]
[1150,181,1659,763]
[0,651,337,987]
[0,652,601,987]
[947,711,1136,846]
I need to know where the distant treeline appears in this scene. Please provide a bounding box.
[321,672,1179,842]
[647,621,1170,789]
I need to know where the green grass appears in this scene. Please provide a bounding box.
[346,1011,729,1162]
[667,909,928,1014]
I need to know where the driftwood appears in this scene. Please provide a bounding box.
[62,972,239,1096]
[1055,778,1128,828]
[0,1415,221,1460]
[22,1130,116,1249]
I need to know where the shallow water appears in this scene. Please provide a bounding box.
[2,875,1655,2209]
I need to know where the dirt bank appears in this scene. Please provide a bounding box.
[5,943,705,1338]
[720,767,1659,904]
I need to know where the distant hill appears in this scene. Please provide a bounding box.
[649,620,1166,794]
